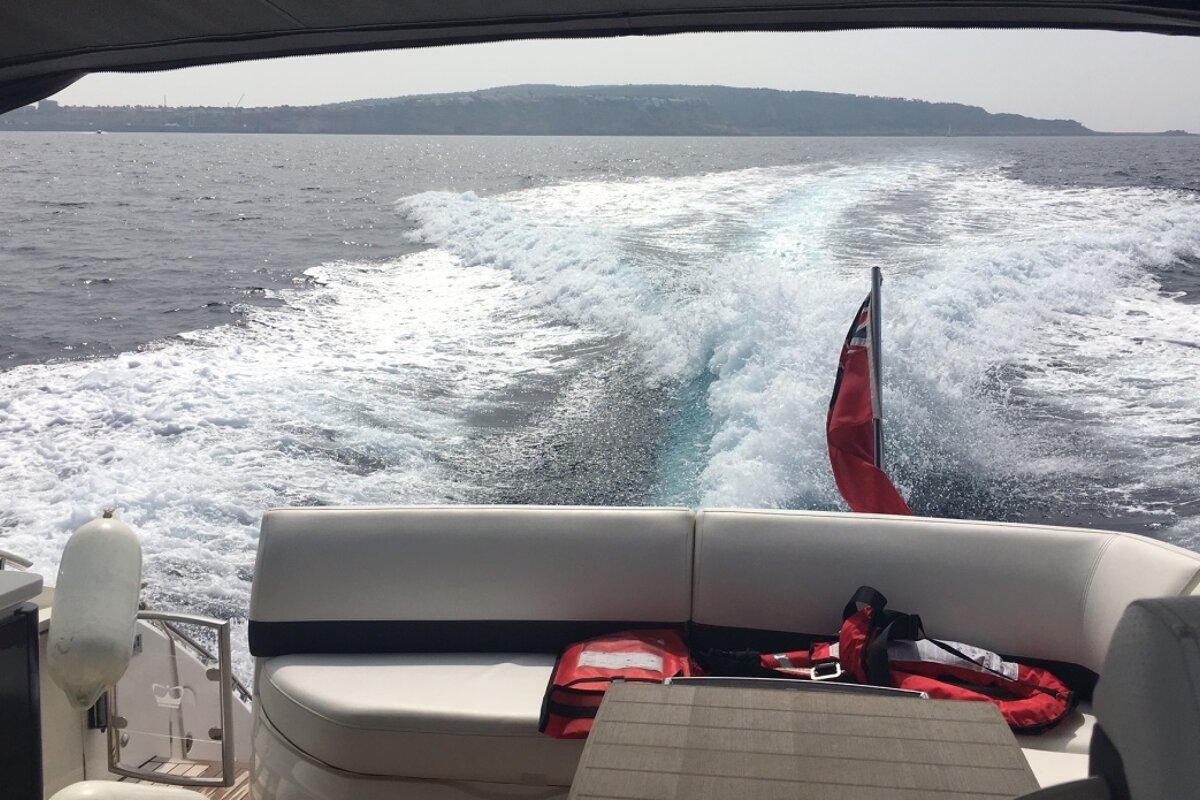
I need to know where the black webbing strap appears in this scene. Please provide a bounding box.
[859,606,1032,691]
[843,586,889,622]
[849,591,1072,707]
[845,586,914,686]
[695,648,779,679]
[543,700,600,721]
[864,611,924,686]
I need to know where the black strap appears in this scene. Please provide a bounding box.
[543,700,600,721]
[863,612,924,685]
[556,676,665,691]
[843,586,889,622]
[838,586,1078,731]
[537,650,566,733]
[1090,725,1131,799]
[540,676,663,732]
[694,648,778,679]
[846,586,912,686]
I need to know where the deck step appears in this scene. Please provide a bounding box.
[119,757,251,800]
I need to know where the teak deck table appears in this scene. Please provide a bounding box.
[569,681,1039,800]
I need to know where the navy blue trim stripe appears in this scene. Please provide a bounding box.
[248,619,685,657]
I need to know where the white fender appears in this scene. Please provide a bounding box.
[47,510,143,710]
[50,781,207,799]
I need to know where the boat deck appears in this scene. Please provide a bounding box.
[121,757,251,800]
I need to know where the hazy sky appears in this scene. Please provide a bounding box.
[51,29,1200,132]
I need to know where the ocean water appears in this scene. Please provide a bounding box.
[2,132,1200,674]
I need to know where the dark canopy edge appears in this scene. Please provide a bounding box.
[3,2,1200,114]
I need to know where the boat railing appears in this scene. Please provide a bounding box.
[0,548,33,571]
[150,611,253,703]
[0,549,251,701]
[106,610,239,788]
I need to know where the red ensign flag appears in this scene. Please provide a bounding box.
[827,293,912,515]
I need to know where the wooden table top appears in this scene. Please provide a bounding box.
[569,681,1039,800]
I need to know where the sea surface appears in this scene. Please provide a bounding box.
[3,133,1200,673]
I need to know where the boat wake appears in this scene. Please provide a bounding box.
[397,158,1200,527]
[3,152,1200,676]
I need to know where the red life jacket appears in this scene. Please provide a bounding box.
[836,586,1076,733]
[758,641,844,680]
[750,588,1075,732]
[539,629,693,739]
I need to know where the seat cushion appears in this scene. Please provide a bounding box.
[693,510,1200,673]
[258,653,584,785]
[252,505,696,625]
[1020,749,1091,788]
[1016,705,1096,788]
[1016,705,1095,756]
[1093,596,1200,799]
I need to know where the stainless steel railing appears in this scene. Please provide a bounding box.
[0,548,33,571]
[106,610,238,788]
[154,613,252,703]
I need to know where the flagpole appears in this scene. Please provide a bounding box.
[869,267,884,470]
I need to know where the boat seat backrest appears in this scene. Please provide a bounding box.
[248,505,695,657]
[692,510,1200,674]
[1091,595,1200,799]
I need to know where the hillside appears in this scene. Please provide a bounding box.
[4,85,1093,136]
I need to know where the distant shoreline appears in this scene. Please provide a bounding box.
[3,84,1129,137]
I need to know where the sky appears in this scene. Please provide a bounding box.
[50,29,1200,133]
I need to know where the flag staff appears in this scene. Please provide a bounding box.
[868,266,884,469]
[826,266,909,515]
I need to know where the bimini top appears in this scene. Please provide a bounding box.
[3,0,1200,113]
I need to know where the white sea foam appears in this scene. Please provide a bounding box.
[398,158,1200,520]
[5,154,1200,681]
[0,252,591,676]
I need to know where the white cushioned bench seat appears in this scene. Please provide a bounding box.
[250,505,1200,796]
[692,509,1200,673]
[250,506,694,793]
[250,505,696,654]
[691,509,1200,788]
[258,653,584,785]
[1017,703,1095,756]
[1015,704,1096,786]
[1020,749,1092,788]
